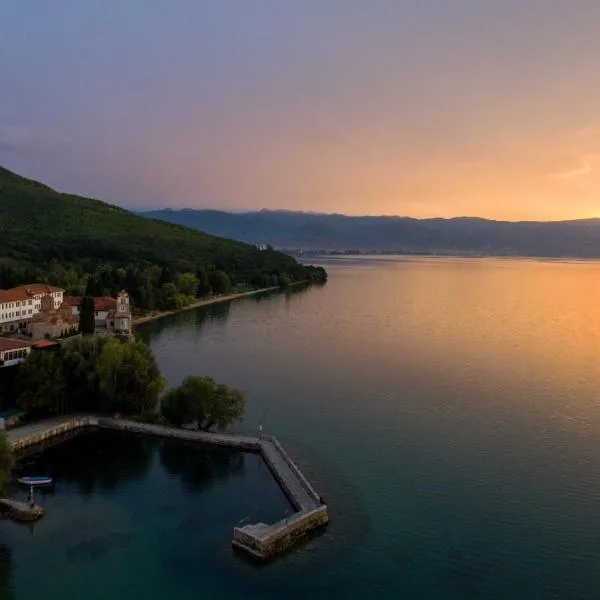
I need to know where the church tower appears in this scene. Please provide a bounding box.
[114,290,132,337]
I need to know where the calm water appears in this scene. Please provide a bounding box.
[5,256,600,598]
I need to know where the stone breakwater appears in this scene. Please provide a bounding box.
[7,416,329,560]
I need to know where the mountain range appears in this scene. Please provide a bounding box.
[141,209,600,258]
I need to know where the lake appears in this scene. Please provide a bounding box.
[5,255,600,598]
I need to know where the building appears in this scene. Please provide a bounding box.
[0,284,64,333]
[110,290,132,336]
[0,337,33,368]
[63,290,132,336]
[28,294,79,340]
[64,296,117,327]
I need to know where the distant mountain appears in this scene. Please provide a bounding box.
[140,209,600,258]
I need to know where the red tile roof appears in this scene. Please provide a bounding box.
[63,296,116,311]
[11,284,63,295]
[0,284,64,305]
[63,296,81,306]
[31,340,59,349]
[0,337,33,352]
[0,289,30,304]
[94,297,117,311]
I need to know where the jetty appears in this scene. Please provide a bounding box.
[0,498,44,521]
[7,416,328,560]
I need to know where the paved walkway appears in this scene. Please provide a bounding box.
[259,439,319,511]
[97,418,260,450]
[6,416,89,447]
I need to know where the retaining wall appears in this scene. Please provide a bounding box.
[9,416,96,452]
[232,505,328,560]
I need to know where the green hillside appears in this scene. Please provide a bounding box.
[0,165,326,308]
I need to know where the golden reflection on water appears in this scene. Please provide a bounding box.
[315,257,600,422]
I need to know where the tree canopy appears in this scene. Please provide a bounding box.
[16,349,66,416]
[78,296,95,334]
[161,375,245,431]
[0,165,327,309]
[16,337,164,416]
[0,431,14,491]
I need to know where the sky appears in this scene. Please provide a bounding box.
[1,1,600,221]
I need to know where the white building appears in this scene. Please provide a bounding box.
[0,284,64,333]
[63,290,132,336]
[64,296,117,326]
[0,337,33,368]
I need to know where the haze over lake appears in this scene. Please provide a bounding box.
[5,255,600,599]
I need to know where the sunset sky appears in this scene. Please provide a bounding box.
[2,1,600,221]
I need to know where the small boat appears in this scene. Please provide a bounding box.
[17,476,53,487]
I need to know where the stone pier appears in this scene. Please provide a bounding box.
[7,416,329,560]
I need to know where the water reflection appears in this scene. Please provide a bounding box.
[159,440,244,492]
[0,544,13,600]
[136,301,232,343]
[137,285,316,344]
[19,431,154,496]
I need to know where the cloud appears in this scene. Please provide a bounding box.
[551,154,600,179]
[0,124,69,156]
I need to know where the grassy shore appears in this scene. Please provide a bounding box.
[132,286,281,326]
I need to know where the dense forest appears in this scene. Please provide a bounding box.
[0,166,326,309]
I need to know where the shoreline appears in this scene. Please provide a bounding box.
[132,282,309,327]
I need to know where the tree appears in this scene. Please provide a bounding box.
[175,272,199,297]
[158,266,175,287]
[78,296,96,334]
[16,350,66,415]
[208,270,231,295]
[61,335,107,412]
[158,283,179,310]
[161,375,245,431]
[96,337,165,414]
[84,275,103,297]
[196,268,211,297]
[0,431,13,491]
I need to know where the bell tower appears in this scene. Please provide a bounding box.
[115,290,132,336]
[116,290,129,316]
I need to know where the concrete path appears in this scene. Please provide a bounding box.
[259,439,319,511]
[97,418,261,450]
[6,416,83,446]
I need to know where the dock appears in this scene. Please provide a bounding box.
[0,498,44,521]
[7,416,328,560]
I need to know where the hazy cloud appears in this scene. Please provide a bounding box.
[0,124,69,156]
[552,154,600,180]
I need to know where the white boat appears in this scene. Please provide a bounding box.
[17,476,53,487]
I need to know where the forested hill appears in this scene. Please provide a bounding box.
[141,208,600,258]
[0,166,326,308]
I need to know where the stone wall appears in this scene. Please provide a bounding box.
[10,416,95,451]
[232,505,329,559]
